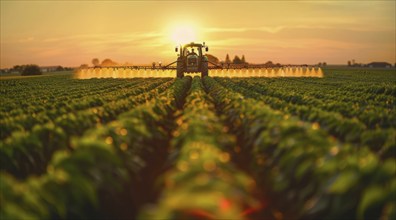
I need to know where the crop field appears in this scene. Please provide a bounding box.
[0,68,395,220]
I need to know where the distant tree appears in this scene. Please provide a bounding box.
[241,55,246,64]
[92,58,100,67]
[12,65,23,72]
[152,62,156,68]
[56,66,64,71]
[264,61,274,67]
[101,58,117,66]
[225,54,231,64]
[21,64,42,76]
[318,62,322,66]
[347,61,351,66]
[80,64,89,68]
[323,62,327,66]
[232,55,242,64]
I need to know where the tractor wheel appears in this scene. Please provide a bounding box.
[176,59,184,78]
[177,69,184,78]
[201,60,208,78]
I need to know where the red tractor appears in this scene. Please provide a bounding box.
[175,42,209,78]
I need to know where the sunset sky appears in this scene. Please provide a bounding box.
[1,1,395,68]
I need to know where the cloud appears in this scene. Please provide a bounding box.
[202,24,395,64]
[204,26,286,34]
[0,30,171,67]
[205,25,394,46]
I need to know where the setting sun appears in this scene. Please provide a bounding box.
[169,24,199,45]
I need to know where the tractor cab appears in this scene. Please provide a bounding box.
[175,42,209,78]
[186,48,199,71]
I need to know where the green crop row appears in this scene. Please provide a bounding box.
[141,77,259,220]
[219,78,395,129]
[0,79,174,179]
[0,78,171,140]
[203,76,395,220]
[0,77,146,117]
[0,77,191,220]
[258,77,395,108]
[215,78,395,159]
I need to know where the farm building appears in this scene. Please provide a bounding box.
[39,66,59,72]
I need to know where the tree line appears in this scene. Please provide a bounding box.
[224,54,247,64]
[7,65,73,75]
[11,65,42,76]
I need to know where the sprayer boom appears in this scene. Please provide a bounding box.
[76,41,323,79]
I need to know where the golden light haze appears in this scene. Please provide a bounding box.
[1,1,395,68]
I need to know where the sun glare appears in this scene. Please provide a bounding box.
[169,24,198,45]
